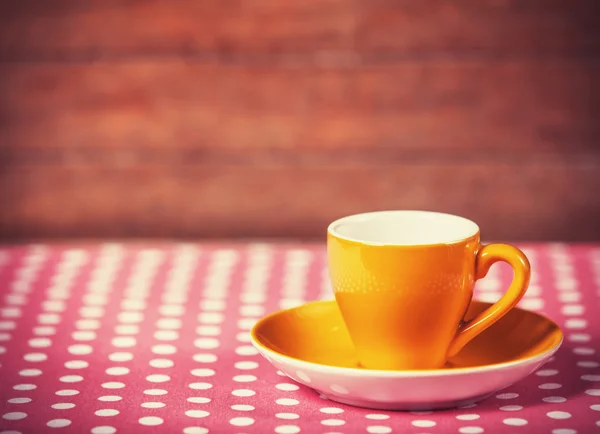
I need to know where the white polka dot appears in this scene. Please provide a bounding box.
[143,389,167,395]
[321,419,345,426]
[459,428,484,434]
[275,426,301,434]
[47,418,71,427]
[114,325,139,335]
[239,305,265,317]
[65,360,88,369]
[230,417,254,426]
[232,389,255,397]
[578,361,600,368]
[138,416,163,426]
[60,375,83,383]
[591,404,600,411]
[106,367,129,376]
[189,382,213,390]
[0,332,10,341]
[0,321,16,330]
[98,396,122,402]
[7,398,32,404]
[193,353,217,364]
[111,336,136,348]
[1,307,22,318]
[365,414,390,420]
[367,427,392,434]
[2,412,27,420]
[118,312,144,323]
[159,305,185,316]
[101,382,125,389]
[191,368,215,377]
[33,326,56,336]
[552,429,577,434]
[569,333,591,342]
[196,325,221,336]
[197,312,224,324]
[185,409,210,418]
[562,304,584,316]
[238,318,257,330]
[235,345,258,356]
[547,411,571,419]
[55,390,79,397]
[330,384,349,394]
[235,361,258,370]
[456,414,481,421]
[154,330,179,341]
[539,383,562,389]
[141,402,165,409]
[564,318,587,329]
[412,420,436,428]
[585,389,600,396]
[80,306,104,318]
[276,383,300,391]
[543,396,567,403]
[236,331,252,343]
[121,299,146,310]
[38,314,61,325]
[51,403,75,410]
[91,427,116,434]
[582,374,600,381]
[276,413,299,419]
[156,318,182,329]
[231,404,254,411]
[573,347,595,355]
[19,368,42,377]
[149,358,174,368]
[536,369,558,376]
[146,374,170,383]
[13,384,36,391]
[320,407,344,414]
[151,344,176,355]
[0,345,6,354]
[68,344,92,355]
[75,319,100,330]
[519,298,544,310]
[187,397,211,404]
[23,353,47,362]
[500,405,523,411]
[43,300,66,312]
[84,293,109,305]
[182,428,208,434]
[201,300,226,311]
[276,398,299,406]
[108,352,133,362]
[194,338,220,349]
[28,338,51,348]
[233,375,256,383]
[503,418,528,426]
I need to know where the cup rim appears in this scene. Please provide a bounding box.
[327,210,480,247]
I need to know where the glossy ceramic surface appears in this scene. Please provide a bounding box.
[327,210,531,370]
[251,300,563,411]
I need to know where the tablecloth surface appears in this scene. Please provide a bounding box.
[0,242,599,434]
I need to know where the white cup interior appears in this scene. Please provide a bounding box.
[328,210,479,246]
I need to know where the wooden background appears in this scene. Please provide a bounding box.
[1,0,599,241]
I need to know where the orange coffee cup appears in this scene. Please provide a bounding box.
[327,210,531,370]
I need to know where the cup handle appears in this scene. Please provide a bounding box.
[447,243,531,358]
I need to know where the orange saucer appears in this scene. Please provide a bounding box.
[251,300,563,410]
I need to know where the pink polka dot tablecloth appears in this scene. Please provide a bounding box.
[0,242,599,434]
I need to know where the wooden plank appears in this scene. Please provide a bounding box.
[1,163,598,241]
[1,61,598,156]
[0,0,598,57]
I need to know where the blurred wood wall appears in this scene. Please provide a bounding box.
[1,0,599,241]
